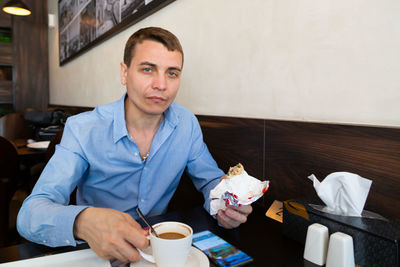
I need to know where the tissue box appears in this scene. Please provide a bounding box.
[283,198,400,267]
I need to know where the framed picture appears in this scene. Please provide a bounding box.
[58,0,175,66]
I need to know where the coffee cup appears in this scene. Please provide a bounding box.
[137,221,193,267]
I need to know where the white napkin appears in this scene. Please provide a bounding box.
[308,172,372,216]
[209,169,269,216]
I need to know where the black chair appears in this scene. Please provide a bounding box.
[0,136,20,247]
[0,112,34,141]
[29,129,64,191]
[167,171,205,212]
[0,112,35,191]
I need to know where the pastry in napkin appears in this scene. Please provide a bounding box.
[209,163,269,215]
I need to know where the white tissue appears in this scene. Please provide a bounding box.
[308,172,372,216]
[209,170,269,216]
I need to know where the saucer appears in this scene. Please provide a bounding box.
[27,141,50,150]
[130,246,209,267]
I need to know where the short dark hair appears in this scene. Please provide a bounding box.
[123,27,184,67]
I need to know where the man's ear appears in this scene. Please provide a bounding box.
[120,62,128,85]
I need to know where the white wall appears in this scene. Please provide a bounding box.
[48,0,400,127]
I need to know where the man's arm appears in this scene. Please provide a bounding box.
[185,115,253,228]
[16,133,90,247]
[186,145,253,228]
[17,121,150,262]
[73,207,148,262]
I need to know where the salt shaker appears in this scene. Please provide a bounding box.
[303,223,329,265]
[326,232,355,267]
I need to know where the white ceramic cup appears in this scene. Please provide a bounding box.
[326,232,355,267]
[138,221,193,267]
[303,223,329,266]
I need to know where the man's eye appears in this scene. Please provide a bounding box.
[168,71,179,78]
[143,68,152,73]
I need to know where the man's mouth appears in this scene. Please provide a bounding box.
[147,96,166,103]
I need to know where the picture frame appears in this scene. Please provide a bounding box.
[58,0,175,66]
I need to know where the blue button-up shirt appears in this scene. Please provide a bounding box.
[17,94,224,247]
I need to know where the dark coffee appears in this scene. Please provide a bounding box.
[158,232,186,240]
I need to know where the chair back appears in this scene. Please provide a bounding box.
[0,136,19,247]
[45,128,64,162]
[0,112,34,141]
[0,136,19,180]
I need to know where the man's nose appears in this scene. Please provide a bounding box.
[152,73,167,90]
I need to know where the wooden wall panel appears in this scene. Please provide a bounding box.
[13,0,49,110]
[168,115,265,211]
[0,80,12,103]
[172,116,400,219]
[0,43,12,65]
[266,120,400,220]
[197,115,265,180]
[0,11,11,28]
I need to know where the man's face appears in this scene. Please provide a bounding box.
[120,40,183,117]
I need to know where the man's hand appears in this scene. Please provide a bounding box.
[217,205,253,229]
[73,207,149,263]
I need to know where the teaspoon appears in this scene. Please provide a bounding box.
[136,207,159,237]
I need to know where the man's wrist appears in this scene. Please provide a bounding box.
[73,207,90,240]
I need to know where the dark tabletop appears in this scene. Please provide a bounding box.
[0,203,319,267]
[13,139,46,157]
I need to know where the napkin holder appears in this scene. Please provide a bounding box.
[282,197,400,267]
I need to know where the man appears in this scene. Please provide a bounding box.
[17,27,252,263]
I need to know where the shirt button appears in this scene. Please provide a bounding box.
[43,240,46,243]
[141,199,145,203]
[134,152,138,156]
[65,240,70,244]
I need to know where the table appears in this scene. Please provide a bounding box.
[0,203,319,267]
[11,139,46,193]
[13,139,46,158]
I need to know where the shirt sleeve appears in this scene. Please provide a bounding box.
[16,120,90,247]
[185,115,225,213]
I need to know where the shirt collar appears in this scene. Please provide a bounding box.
[113,94,129,143]
[113,93,180,143]
[164,102,179,128]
